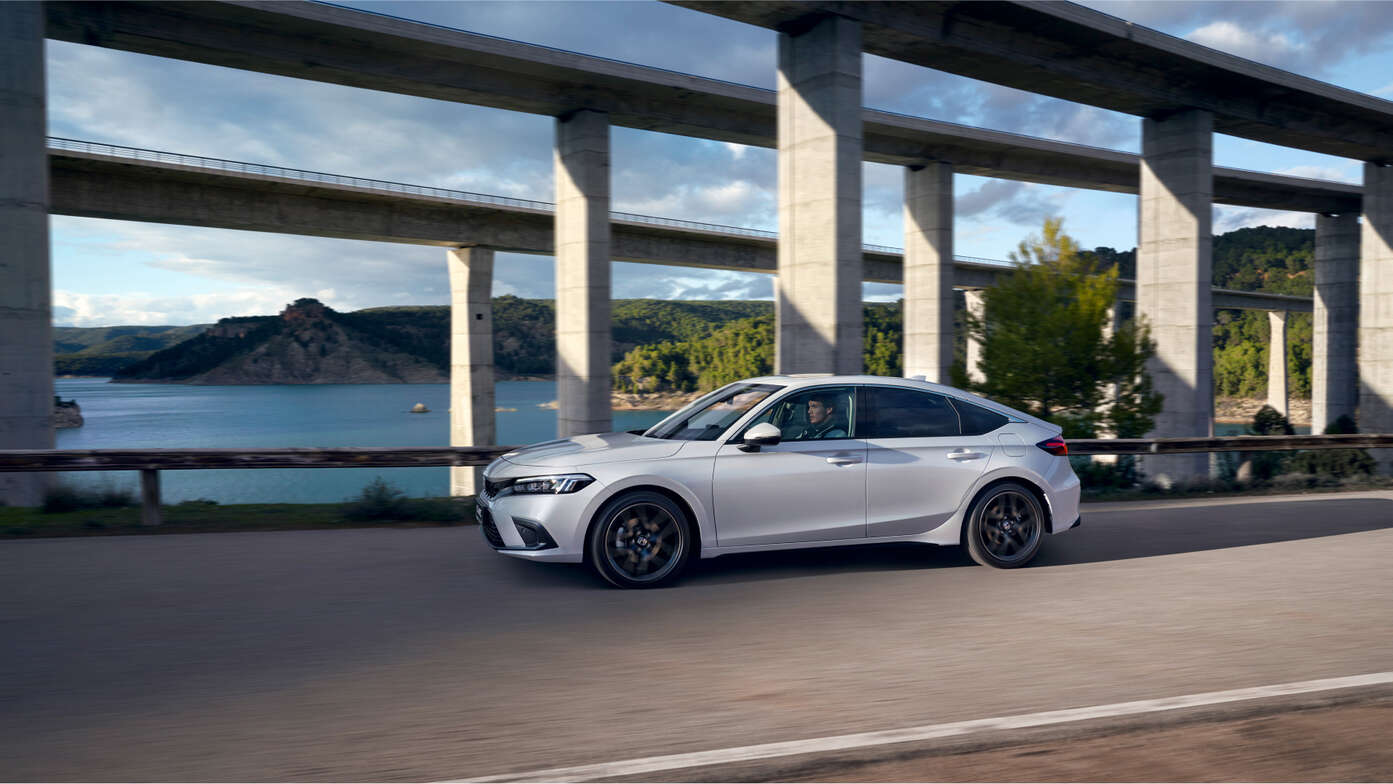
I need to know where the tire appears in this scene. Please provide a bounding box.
[963,482,1045,569]
[587,491,692,588]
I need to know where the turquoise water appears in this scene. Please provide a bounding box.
[52,379,672,503]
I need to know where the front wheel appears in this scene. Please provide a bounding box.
[587,491,692,588]
[963,483,1044,568]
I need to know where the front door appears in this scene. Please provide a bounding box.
[711,385,866,546]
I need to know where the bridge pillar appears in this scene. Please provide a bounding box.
[448,246,494,497]
[1267,311,1289,419]
[903,162,954,382]
[555,109,611,437]
[775,14,863,374]
[1360,162,1393,470]
[1313,213,1359,434]
[1137,109,1214,484]
[963,289,986,385]
[0,2,53,507]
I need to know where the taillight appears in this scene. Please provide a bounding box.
[1036,437,1068,456]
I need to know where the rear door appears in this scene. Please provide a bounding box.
[863,386,996,538]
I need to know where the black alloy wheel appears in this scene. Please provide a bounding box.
[587,491,691,588]
[964,482,1045,568]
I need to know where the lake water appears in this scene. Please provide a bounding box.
[52,379,672,504]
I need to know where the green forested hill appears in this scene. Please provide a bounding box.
[1083,226,1314,398]
[612,303,904,393]
[53,324,209,376]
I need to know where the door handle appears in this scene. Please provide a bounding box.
[826,456,861,465]
[947,450,985,461]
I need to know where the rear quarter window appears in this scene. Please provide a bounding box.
[952,398,1010,435]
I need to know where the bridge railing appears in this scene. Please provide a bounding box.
[49,136,1019,263]
[4,435,1391,526]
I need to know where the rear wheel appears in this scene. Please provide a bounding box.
[964,482,1044,568]
[587,491,691,588]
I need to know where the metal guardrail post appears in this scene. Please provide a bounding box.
[140,469,162,526]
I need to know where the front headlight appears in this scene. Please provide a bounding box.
[502,473,595,496]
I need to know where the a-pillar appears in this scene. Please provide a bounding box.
[0,2,53,507]
[775,14,863,374]
[963,289,986,384]
[555,109,611,437]
[1137,109,1214,483]
[903,163,954,382]
[1267,311,1289,419]
[1313,212,1359,434]
[447,246,494,496]
[1360,162,1393,470]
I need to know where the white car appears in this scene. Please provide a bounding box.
[477,375,1081,588]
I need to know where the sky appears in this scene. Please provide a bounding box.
[45,0,1393,327]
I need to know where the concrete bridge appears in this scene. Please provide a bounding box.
[2,0,1385,503]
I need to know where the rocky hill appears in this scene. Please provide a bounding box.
[66,296,771,384]
[114,299,447,384]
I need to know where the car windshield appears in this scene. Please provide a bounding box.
[644,383,783,441]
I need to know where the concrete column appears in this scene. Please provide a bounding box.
[0,2,53,507]
[1313,212,1359,434]
[448,246,494,496]
[554,109,611,437]
[963,289,986,384]
[903,163,954,382]
[1360,162,1393,470]
[1267,311,1289,419]
[1137,109,1214,483]
[776,14,863,374]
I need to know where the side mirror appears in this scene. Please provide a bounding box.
[738,422,782,452]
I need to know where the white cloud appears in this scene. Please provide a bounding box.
[53,288,305,327]
[1213,206,1314,234]
[1186,21,1306,63]
[1277,164,1359,184]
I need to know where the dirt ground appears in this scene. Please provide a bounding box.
[776,700,1393,783]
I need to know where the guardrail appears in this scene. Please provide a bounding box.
[4,435,1390,527]
[0,447,515,527]
[1065,434,1393,455]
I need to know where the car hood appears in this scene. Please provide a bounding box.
[500,432,685,468]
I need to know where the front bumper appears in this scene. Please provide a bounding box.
[475,483,595,563]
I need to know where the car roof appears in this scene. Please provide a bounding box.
[735,374,1054,431]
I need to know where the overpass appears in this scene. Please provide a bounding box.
[0,0,1380,503]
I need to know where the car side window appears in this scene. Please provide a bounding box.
[864,387,961,438]
[745,386,856,442]
[951,398,1010,436]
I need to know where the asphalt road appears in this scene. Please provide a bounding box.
[2,491,1391,781]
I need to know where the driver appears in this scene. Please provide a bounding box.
[796,393,848,439]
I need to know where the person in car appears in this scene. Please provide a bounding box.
[797,393,848,439]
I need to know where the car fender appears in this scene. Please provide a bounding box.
[916,461,1055,546]
[577,470,714,557]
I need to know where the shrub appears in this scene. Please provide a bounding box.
[342,477,409,521]
[1072,456,1140,491]
[1245,405,1293,481]
[41,482,136,513]
[1285,414,1376,478]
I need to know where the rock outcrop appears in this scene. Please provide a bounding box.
[54,397,83,428]
[114,298,448,385]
